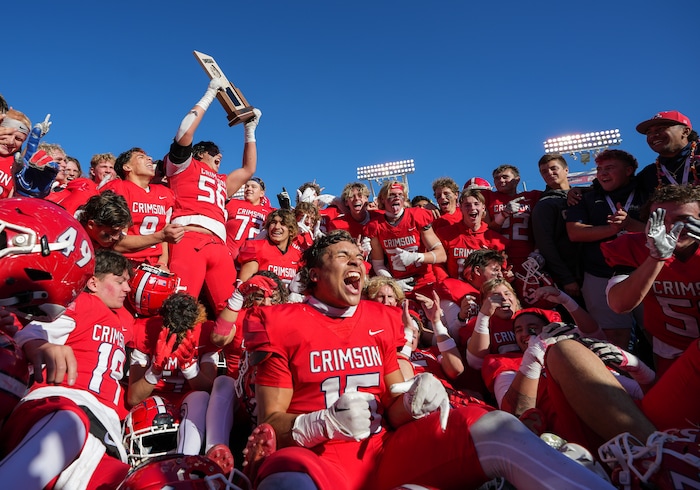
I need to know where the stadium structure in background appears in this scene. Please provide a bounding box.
[357,159,415,201]
[543,129,622,187]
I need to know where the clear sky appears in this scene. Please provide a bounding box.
[4,1,698,203]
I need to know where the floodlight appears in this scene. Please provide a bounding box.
[231,185,244,200]
[543,129,622,160]
[356,159,416,200]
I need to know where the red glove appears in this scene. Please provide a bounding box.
[239,275,278,298]
[27,149,56,169]
[152,328,177,371]
[174,330,199,379]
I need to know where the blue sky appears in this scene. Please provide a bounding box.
[4,1,698,202]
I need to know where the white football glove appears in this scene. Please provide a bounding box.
[316,194,336,208]
[313,219,325,240]
[519,336,547,380]
[686,216,700,242]
[538,322,581,345]
[297,187,318,204]
[291,392,380,447]
[359,236,372,257]
[504,196,524,215]
[391,248,423,271]
[395,277,415,292]
[645,208,683,260]
[578,338,656,384]
[244,108,262,143]
[297,216,312,235]
[35,114,52,138]
[390,373,450,431]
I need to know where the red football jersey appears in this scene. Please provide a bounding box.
[602,232,700,351]
[44,178,99,216]
[245,301,404,415]
[0,155,14,198]
[166,158,228,241]
[365,207,436,281]
[326,210,382,241]
[102,179,175,262]
[225,198,272,259]
[28,292,134,417]
[131,316,219,405]
[438,221,509,279]
[432,209,462,235]
[238,238,303,284]
[485,190,541,266]
[459,315,519,355]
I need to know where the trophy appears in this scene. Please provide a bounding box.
[193,50,256,126]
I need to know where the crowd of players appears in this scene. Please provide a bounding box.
[0,78,699,490]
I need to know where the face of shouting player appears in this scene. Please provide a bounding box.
[434,186,458,215]
[345,188,368,220]
[311,240,365,308]
[460,195,485,230]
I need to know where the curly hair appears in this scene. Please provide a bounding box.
[265,209,299,242]
[160,292,207,343]
[431,177,459,195]
[243,270,289,307]
[78,190,133,229]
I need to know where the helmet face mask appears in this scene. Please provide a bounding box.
[599,429,700,489]
[128,264,181,317]
[0,198,95,322]
[118,454,251,490]
[123,396,180,466]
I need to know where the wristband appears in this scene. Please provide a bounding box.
[437,338,457,352]
[559,293,580,312]
[227,290,244,312]
[213,317,235,337]
[432,320,449,337]
[144,365,161,385]
[181,362,200,380]
[399,345,412,357]
[627,363,656,385]
[196,87,218,111]
[474,312,490,335]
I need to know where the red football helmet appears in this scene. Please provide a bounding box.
[0,197,95,321]
[118,454,250,490]
[128,264,181,316]
[0,331,30,420]
[599,429,700,489]
[123,396,181,466]
[462,177,493,191]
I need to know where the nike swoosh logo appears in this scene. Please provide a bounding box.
[369,329,384,336]
[104,432,116,446]
[158,196,167,199]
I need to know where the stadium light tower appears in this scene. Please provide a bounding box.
[543,129,622,164]
[357,159,415,201]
